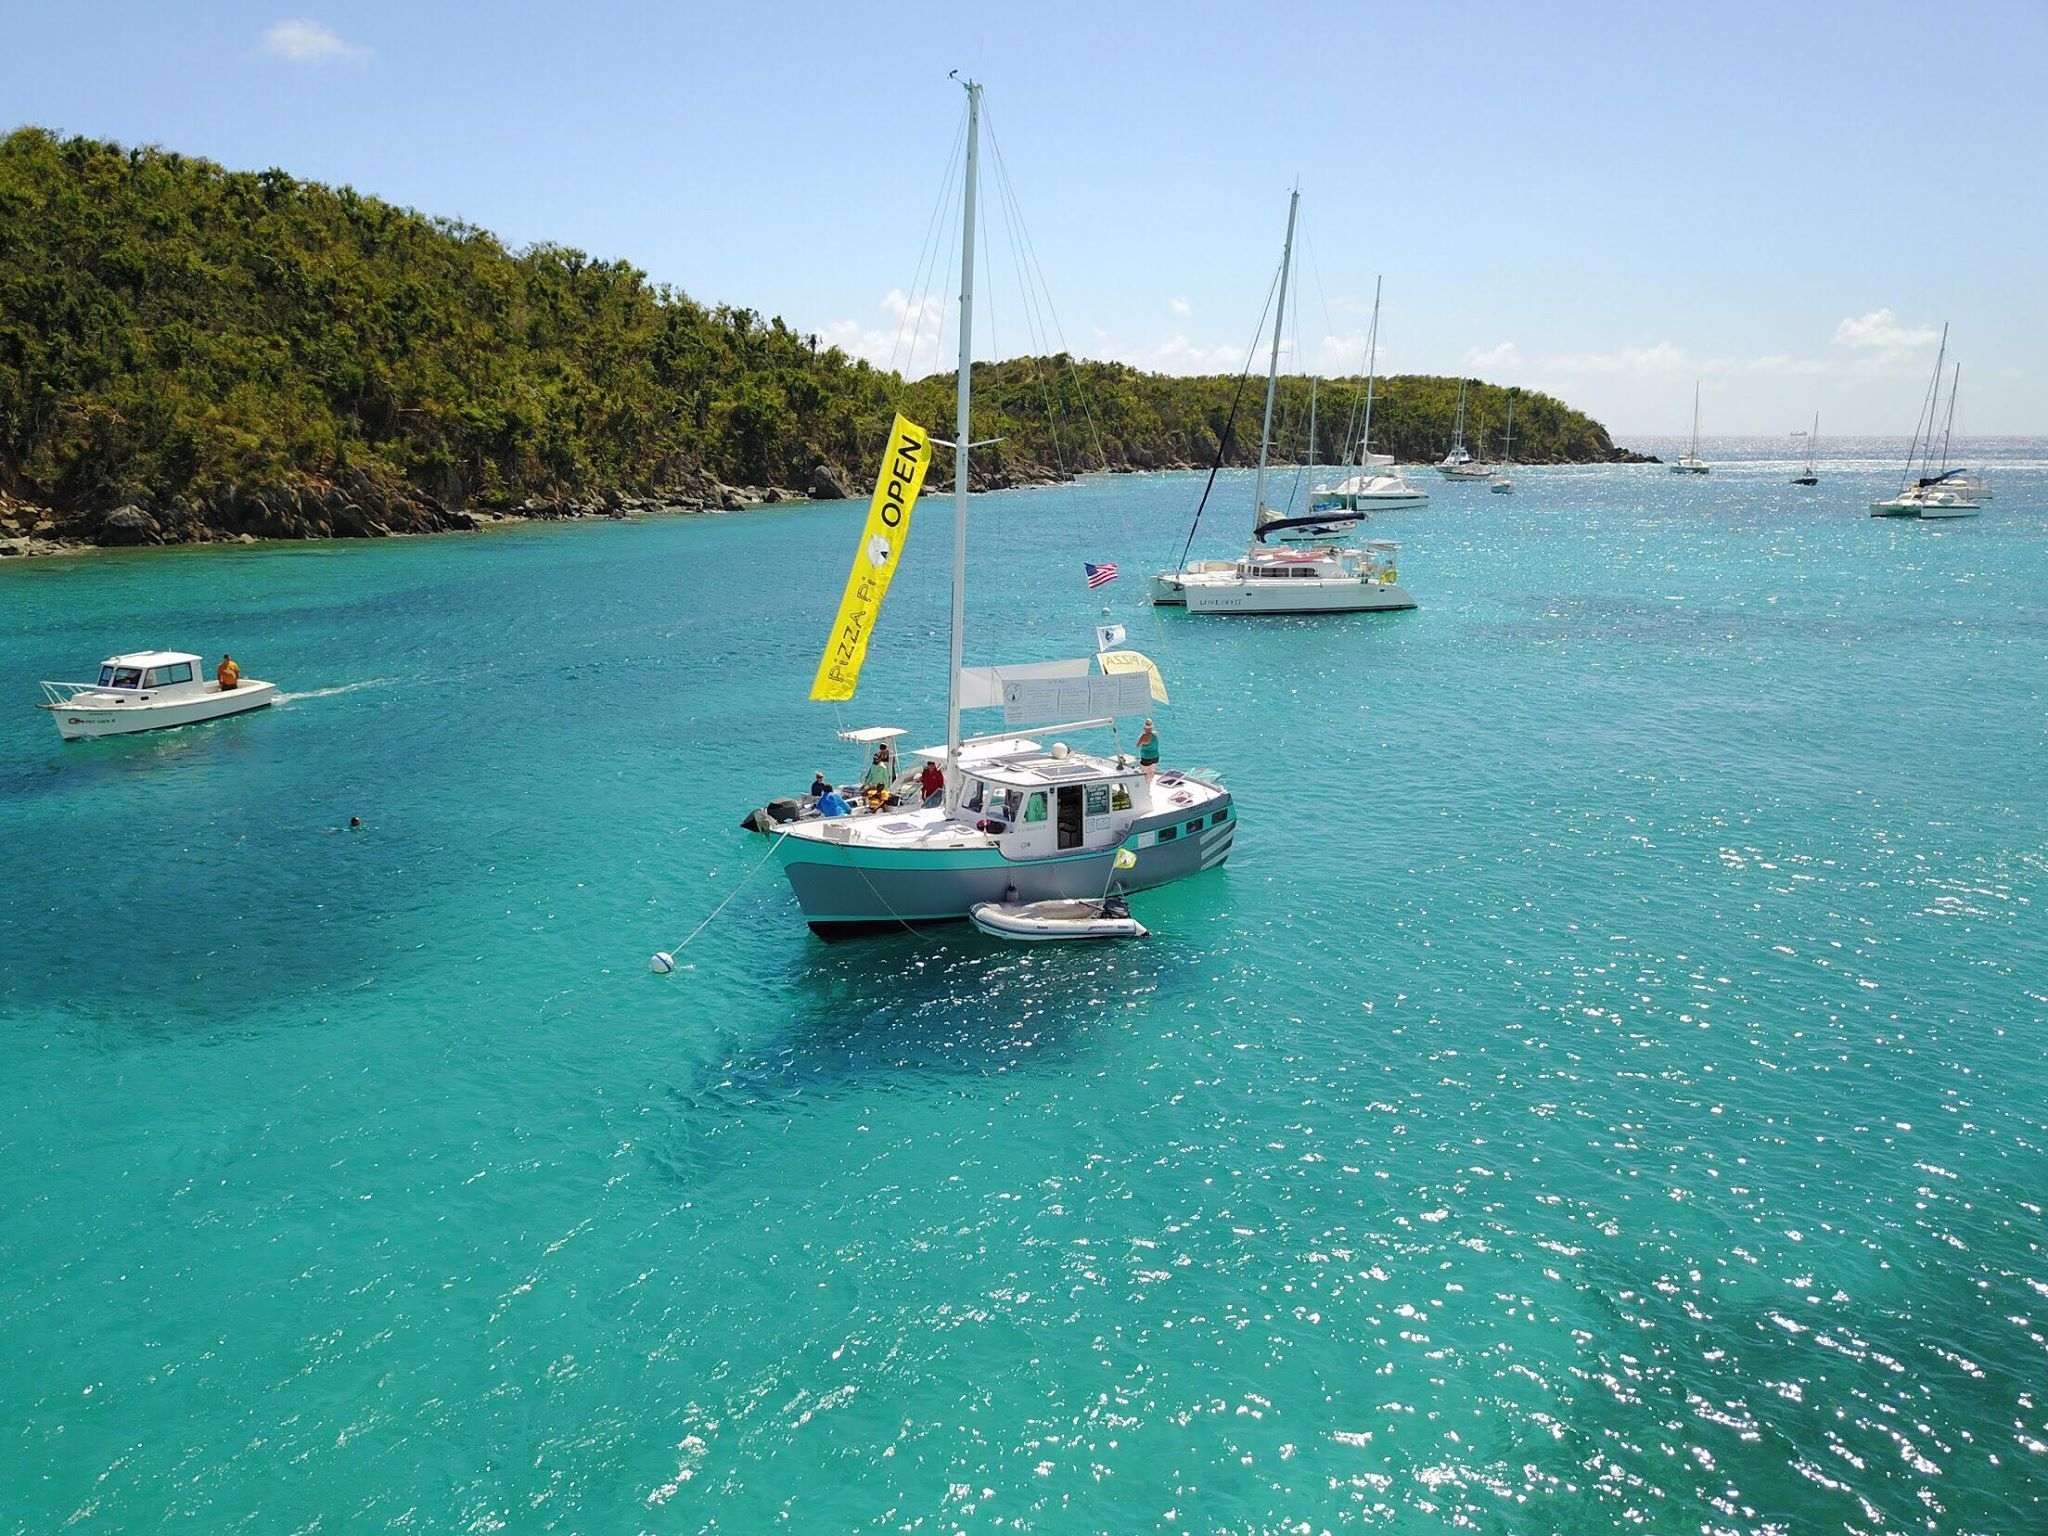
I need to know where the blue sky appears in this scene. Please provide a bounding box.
[7,1,2044,433]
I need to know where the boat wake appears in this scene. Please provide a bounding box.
[275,677,401,703]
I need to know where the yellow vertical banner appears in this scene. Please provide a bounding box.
[809,414,933,701]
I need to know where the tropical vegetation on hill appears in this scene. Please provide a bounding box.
[0,127,1633,547]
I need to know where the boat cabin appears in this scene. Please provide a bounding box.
[928,740,1148,858]
[91,652,206,699]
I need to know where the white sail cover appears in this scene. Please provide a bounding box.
[957,658,1092,710]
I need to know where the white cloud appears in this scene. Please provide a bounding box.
[261,19,370,63]
[1466,341,1523,375]
[818,288,951,373]
[1833,308,1940,351]
[1169,297,1190,316]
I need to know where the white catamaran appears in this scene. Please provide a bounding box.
[769,81,1235,937]
[1872,325,1983,519]
[1149,191,1414,616]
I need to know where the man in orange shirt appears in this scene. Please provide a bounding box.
[217,654,240,690]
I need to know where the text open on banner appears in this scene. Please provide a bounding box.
[809,414,932,701]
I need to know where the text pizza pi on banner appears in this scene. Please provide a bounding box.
[809,414,933,701]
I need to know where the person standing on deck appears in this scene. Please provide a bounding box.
[217,655,240,690]
[1136,718,1159,784]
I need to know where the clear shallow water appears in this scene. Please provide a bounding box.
[3,445,2046,1533]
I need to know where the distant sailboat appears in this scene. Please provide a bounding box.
[1791,413,1818,485]
[1490,398,1514,494]
[1672,382,1709,473]
[1436,379,1490,478]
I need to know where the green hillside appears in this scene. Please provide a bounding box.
[0,128,1634,547]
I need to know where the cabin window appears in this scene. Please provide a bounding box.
[1085,784,1111,817]
[1111,783,1133,811]
[110,667,143,689]
[1023,792,1047,824]
[1185,819,1205,836]
[962,779,985,814]
[1210,808,1230,826]
[1157,825,1178,843]
[98,665,115,686]
[143,664,191,686]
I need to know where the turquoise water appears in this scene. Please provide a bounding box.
[4,443,2046,1532]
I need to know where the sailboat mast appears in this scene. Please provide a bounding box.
[1938,364,1959,474]
[1306,378,1318,471]
[1906,323,1947,486]
[1361,275,1381,461]
[944,78,980,791]
[1690,381,1700,458]
[1251,189,1298,524]
[1808,411,1818,475]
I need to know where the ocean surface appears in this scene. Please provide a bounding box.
[3,439,2046,1533]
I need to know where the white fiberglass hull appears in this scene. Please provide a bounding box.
[43,680,279,740]
[1182,578,1414,615]
[1670,460,1710,474]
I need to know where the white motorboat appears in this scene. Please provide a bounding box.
[1306,278,1429,518]
[1152,191,1415,617]
[768,81,1235,938]
[1671,382,1709,472]
[1871,330,1982,519]
[970,895,1148,941]
[38,651,278,740]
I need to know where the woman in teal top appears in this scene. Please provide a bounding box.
[1136,718,1159,782]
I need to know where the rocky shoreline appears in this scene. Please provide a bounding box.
[0,450,1656,561]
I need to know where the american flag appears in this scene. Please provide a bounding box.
[1084,561,1119,589]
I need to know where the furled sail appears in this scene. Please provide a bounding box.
[809,414,933,701]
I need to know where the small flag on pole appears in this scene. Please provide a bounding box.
[1096,622,1127,652]
[1084,561,1119,589]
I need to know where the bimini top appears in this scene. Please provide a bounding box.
[836,726,907,744]
[1254,511,1366,543]
[103,651,203,670]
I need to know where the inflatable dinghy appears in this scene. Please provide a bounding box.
[968,896,1148,942]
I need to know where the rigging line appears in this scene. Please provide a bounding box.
[984,119,1069,480]
[982,107,1112,473]
[663,833,786,956]
[887,110,968,387]
[1173,266,1278,573]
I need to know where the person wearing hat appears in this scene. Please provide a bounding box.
[1136,718,1159,783]
[809,770,831,799]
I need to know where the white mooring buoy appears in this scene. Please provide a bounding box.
[650,951,676,975]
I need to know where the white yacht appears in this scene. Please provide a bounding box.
[39,651,278,740]
[1672,382,1709,472]
[769,80,1235,938]
[1151,190,1415,617]
[1305,278,1428,524]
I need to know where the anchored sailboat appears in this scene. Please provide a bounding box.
[1872,326,1982,519]
[1672,382,1709,473]
[1791,413,1818,485]
[770,80,1235,937]
[1149,190,1413,616]
[1303,277,1428,525]
[1490,397,1515,494]
[1436,379,1489,478]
